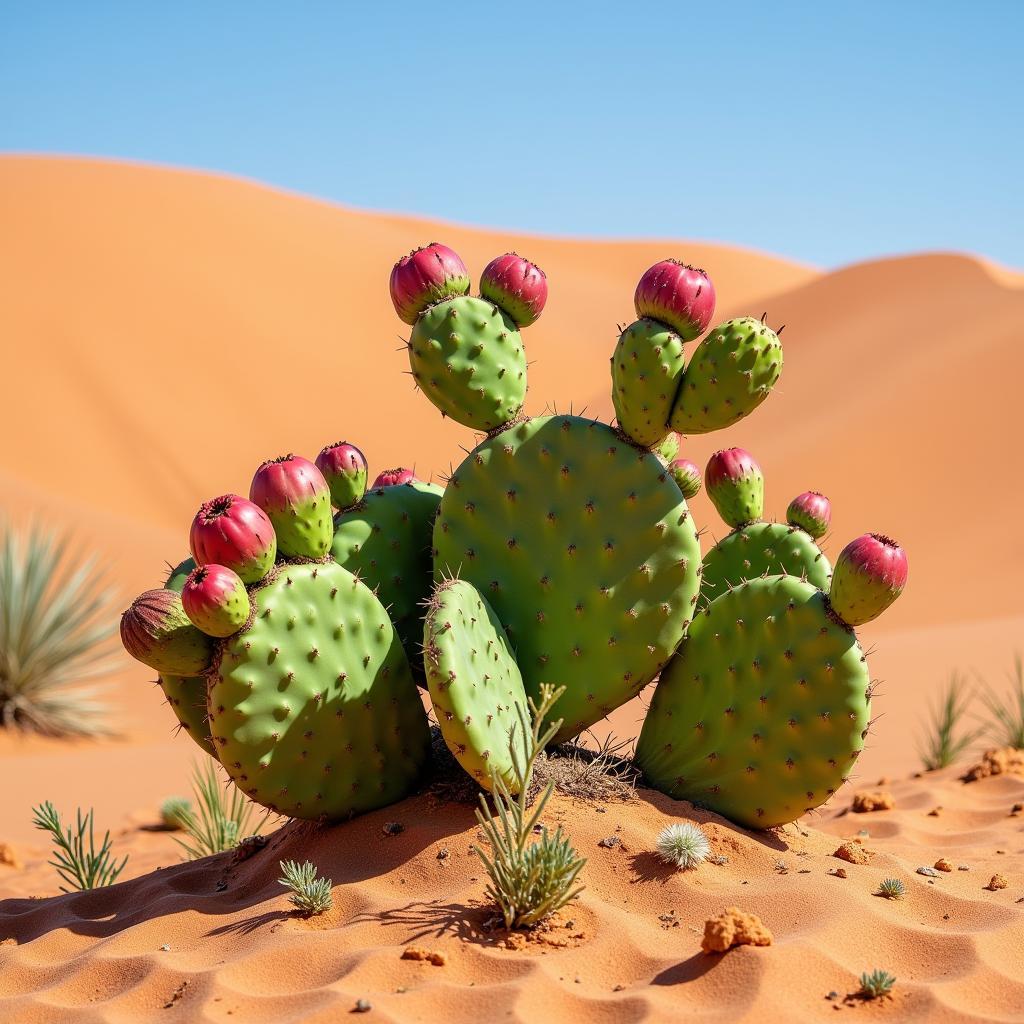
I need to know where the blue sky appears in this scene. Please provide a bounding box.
[2,1,1021,268]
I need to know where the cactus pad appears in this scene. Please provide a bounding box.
[331,480,443,675]
[208,561,430,820]
[409,295,527,430]
[423,578,528,791]
[157,673,215,755]
[635,575,870,827]
[670,317,782,434]
[433,415,701,743]
[700,522,832,607]
[611,319,686,448]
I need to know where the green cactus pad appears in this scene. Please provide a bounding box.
[635,575,870,828]
[157,674,215,755]
[700,522,832,608]
[164,556,196,593]
[409,295,527,430]
[423,578,529,792]
[433,415,701,744]
[669,317,782,434]
[611,319,686,448]
[331,480,443,677]
[208,561,430,821]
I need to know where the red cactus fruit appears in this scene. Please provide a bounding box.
[189,495,276,585]
[249,455,333,560]
[390,242,471,325]
[372,467,416,488]
[315,441,368,511]
[787,491,832,539]
[634,260,716,341]
[669,457,702,500]
[120,588,215,675]
[829,533,908,627]
[182,564,251,638]
[705,448,764,528]
[479,252,549,327]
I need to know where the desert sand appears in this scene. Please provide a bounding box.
[0,156,1022,1021]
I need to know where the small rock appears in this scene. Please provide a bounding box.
[353,998,372,1013]
[934,858,953,872]
[877,776,891,785]
[928,806,942,817]
[707,854,730,866]
[232,835,267,862]
[826,991,839,1001]
[383,822,404,836]
[436,847,449,862]
[851,790,895,813]
[917,866,941,877]
[831,867,848,879]
[961,747,1024,782]
[834,842,873,865]
[613,983,626,992]
[958,865,970,871]
[985,874,1008,891]
[597,836,621,849]
[701,906,773,954]
[159,944,170,952]
[1011,803,1023,816]
[402,946,447,966]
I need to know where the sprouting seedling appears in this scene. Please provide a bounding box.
[31,801,127,891]
[279,859,333,916]
[875,877,906,900]
[656,822,711,869]
[160,797,192,831]
[858,968,896,999]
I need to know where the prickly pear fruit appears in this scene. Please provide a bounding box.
[249,455,333,560]
[670,317,782,434]
[372,467,416,488]
[634,260,716,341]
[669,458,702,500]
[787,491,831,539]
[209,561,431,820]
[390,242,470,325]
[829,533,907,626]
[611,318,686,447]
[479,252,548,328]
[182,564,250,637]
[316,441,368,511]
[656,432,680,463]
[706,448,764,527]
[121,589,216,675]
[423,578,529,791]
[409,295,527,430]
[190,495,277,585]
[164,556,196,593]
[636,575,871,828]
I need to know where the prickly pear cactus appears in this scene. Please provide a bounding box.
[635,575,871,828]
[208,561,430,820]
[158,672,215,756]
[423,578,528,791]
[433,414,701,743]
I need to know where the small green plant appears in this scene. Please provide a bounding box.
[919,672,984,770]
[279,859,333,916]
[474,684,586,929]
[174,758,272,860]
[31,801,128,891]
[656,822,711,869]
[0,527,116,736]
[159,797,192,831]
[978,654,1024,749]
[875,877,906,900]
[858,968,896,999]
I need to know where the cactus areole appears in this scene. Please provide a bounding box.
[479,252,549,327]
[829,533,908,626]
[390,242,470,325]
[634,260,716,341]
[189,494,276,585]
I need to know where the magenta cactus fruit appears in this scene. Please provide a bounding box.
[120,589,215,675]
[669,457,702,500]
[634,260,716,341]
[249,454,333,560]
[371,467,416,488]
[189,495,276,585]
[315,440,368,511]
[479,252,549,327]
[829,533,908,626]
[705,448,764,528]
[787,490,831,539]
[389,242,471,325]
[181,564,250,638]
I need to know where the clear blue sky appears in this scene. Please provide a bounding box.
[2,1,1021,268]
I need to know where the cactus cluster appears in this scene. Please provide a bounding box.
[121,240,907,833]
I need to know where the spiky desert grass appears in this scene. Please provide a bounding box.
[875,877,906,900]
[32,801,128,891]
[475,684,586,930]
[919,672,984,770]
[978,654,1024,749]
[0,527,117,736]
[858,968,896,999]
[279,859,333,916]
[538,731,638,803]
[656,822,711,869]
[174,758,273,860]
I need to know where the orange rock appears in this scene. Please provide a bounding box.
[928,806,942,817]
[834,842,874,865]
[961,748,1024,782]
[402,946,447,966]
[701,906,773,954]
[0,843,21,870]
[985,874,1008,891]
[851,790,895,812]
[934,858,953,872]
[832,867,848,879]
